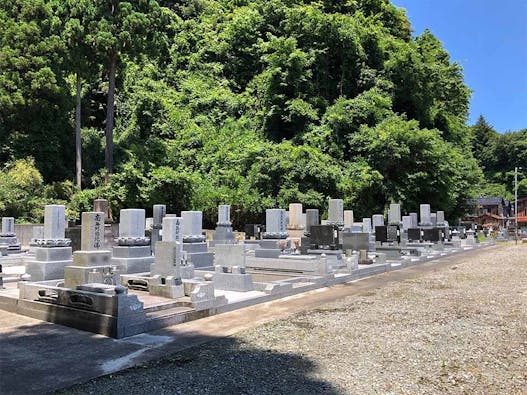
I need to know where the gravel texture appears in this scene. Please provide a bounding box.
[61,244,527,394]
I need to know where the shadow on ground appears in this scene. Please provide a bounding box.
[0,321,338,395]
[58,327,339,395]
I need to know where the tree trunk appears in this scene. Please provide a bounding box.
[105,53,117,183]
[75,72,82,189]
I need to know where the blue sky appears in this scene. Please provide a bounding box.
[393,0,527,133]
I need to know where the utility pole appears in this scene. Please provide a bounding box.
[515,167,522,245]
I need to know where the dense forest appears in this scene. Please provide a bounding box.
[0,0,525,227]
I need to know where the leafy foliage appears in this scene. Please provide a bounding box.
[2,0,521,225]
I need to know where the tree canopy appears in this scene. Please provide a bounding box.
[1,0,522,225]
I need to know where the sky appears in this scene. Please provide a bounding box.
[392,0,527,133]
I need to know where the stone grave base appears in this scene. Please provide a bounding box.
[0,241,494,339]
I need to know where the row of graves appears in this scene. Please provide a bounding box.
[0,199,489,338]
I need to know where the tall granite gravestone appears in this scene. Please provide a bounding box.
[263,209,288,239]
[213,244,253,292]
[402,216,412,231]
[362,218,372,233]
[431,213,437,226]
[93,199,114,249]
[409,213,418,228]
[211,205,236,246]
[181,211,214,268]
[0,217,21,252]
[64,212,118,289]
[305,209,319,235]
[436,211,445,227]
[111,209,154,273]
[287,203,305,241]
[151,204,166,254]
[327,199,344,228]
[388,204,402,226]
[419,204,432,226]
[148,217,185,298]
[343,210,354,230]
[25,205,72,281]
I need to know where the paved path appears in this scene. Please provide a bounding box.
[0,246,500,394]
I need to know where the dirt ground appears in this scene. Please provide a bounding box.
[62,244,527,395]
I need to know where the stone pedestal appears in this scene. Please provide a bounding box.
[112,246,154,273]
[213,244,253,292]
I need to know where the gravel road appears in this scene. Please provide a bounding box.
[61,244,527,395]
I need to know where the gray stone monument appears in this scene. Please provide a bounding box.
[287,203,304,230]
[305,209,319,234]
[181,211,214,268]
[149,240,185,298]
[402,216,412,230]
[151,204,166,253]
[211,205,236,246]
[327,199,344,228]
[343,210,354,230]
[362,218,372,233]
[0,217,21,252]
[372,214,384,228]
[64,212,117,289]
[388,204,401,226]
[436,211,445,227]
[25,205,72,281]
[419,204,432,226]
[111,209,154,273]
[410,213,418,228]
[263,209,288,239]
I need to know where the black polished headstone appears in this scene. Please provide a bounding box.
[375,226,388,242]
[422,228,441,242]
[407,228,421,241]
[310,225,339,249]
[244,224,264,239]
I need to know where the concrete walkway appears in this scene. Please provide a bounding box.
[0,246,495,394]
